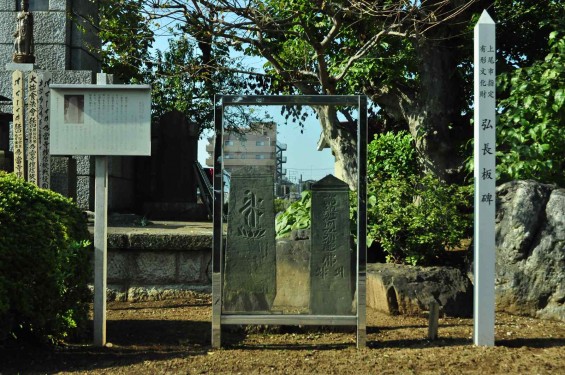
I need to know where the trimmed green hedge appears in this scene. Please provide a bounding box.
[0,172,91,344]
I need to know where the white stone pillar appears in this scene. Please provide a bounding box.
[473,9,496,347]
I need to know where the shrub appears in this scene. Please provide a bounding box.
[362,131,472,266]
[0,172,91,344]
[367,130,418,180]
[366,174,472,266]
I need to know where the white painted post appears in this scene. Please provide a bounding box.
[473,10,496,347]
[93,73,110,347]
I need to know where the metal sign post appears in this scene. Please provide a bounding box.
[50,76,151,346]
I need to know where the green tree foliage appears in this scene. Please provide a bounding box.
[496,31,565,186]
[98,0,155,82]
[96,0,255,130]
[94,1,565,186]
[0,172,91,344]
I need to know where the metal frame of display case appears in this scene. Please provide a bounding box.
[212,95,367,348]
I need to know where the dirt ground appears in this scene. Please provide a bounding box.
[1,292,564,375]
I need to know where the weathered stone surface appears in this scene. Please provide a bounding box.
[135,252,177,283]
[310,175,353,315]
[367,263,473,317]
[495,180,565,322]
[33,12,66,43]
[178,251,204,283]
[290,229,310,240]
[272,238,310,313]
[105,232,212,251]
[107,252,129,282]
[223,166,276,313]
[106,285,211,302]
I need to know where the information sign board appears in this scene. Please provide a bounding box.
[49,84,151,156]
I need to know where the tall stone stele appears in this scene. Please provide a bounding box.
[223,166,277,313]
[13,0,35,64]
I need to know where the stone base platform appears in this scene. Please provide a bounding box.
[89,219,213,301]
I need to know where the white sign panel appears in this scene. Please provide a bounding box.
[49,84,151,156]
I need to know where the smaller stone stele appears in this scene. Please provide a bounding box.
[310,174,354,315]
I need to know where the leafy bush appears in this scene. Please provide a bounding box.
[496,31,565,186]
[275,191,311,238]
[367,130,418,180]
[366,174,472,266]
[363,131,472,266]
[0,172,92,344]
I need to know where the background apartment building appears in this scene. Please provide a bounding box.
[205,122,287,187]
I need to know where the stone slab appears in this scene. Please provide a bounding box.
[223,166,276,313]
[310,175,353,315]
[5,62,39,71]
[272,238,310,313]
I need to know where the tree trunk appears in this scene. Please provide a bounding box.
[316,105,358,189]
[414,35,471,183]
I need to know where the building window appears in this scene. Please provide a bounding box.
[241,154,247,159]
[224,140,234,146]
[256,154,265,160]
[256,140,265,146]
[224,154,232,159]
[17,0,49,11]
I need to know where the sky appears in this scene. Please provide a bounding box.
[197,105,335,183]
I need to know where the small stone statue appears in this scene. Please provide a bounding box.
[13,0,35,64]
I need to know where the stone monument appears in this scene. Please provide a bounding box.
[223,166,276,313]
[310,174,353,315]
[139,110,202,219]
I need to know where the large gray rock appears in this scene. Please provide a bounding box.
[367,263,473,317]
[495,180,565,322]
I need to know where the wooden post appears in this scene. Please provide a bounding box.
[473,10,496,347]
[38,72,52,189]
[427,301,439,340]
[27,71,39,185]
[12,70,25,179]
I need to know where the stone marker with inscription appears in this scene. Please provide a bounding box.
[310,174,353,315]
[223,166,276,313]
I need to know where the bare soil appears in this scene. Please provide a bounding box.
[1,292,564,374]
